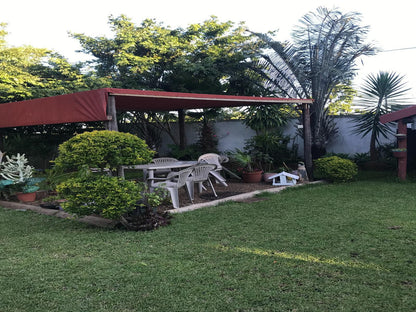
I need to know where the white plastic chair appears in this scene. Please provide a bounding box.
[0,150,4,166]
[198,153,236,182]
[186,164,217,200]
[147,157,178,178]
[149,167,193,209]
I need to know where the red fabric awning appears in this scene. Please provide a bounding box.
[0,89,108,128]
[0,88,313,128]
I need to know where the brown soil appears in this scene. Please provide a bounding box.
[161,178,281,208]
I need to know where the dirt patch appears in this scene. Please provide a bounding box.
[158,179,281,209]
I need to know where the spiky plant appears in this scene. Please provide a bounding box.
[352,71,410,160]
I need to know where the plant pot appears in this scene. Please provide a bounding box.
[262,172,275,183]
[242,170,263,183]
[16,192,37,202]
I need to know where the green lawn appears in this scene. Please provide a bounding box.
[1,173,415,311]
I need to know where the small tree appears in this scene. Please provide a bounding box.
[352,71,410,160]
[53,130,154,173]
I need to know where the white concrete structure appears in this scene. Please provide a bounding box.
[158,116,396,157]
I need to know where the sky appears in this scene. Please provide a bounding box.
[1,0,416,102]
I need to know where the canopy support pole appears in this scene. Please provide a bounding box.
[302,102,313,179]
[105,95,118,131]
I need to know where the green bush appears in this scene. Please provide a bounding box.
[53,130,154,172]
[56,175,144,220]
[314,156,358,182]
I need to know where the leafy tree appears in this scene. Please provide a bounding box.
[0,23,108,155]
[71,16,265,148]
[352,71,410,160]
[253,7,375,158]
[0,23,47,103]
[327,84,355,115]
[72,15,264,94]
[0,23,107,103]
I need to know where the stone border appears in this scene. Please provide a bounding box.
[0,200,117,228]
[166,181,323,213]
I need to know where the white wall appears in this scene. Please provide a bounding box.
[158,116,397,157]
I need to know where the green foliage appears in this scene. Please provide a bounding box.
[314,156,358,182]
[56,175,143,220]
[196,122,218,154]
[0,24,105,103]
[352,71,410,160]
[352,152,371,166]
[327,84,356,115]
[243,105,289,135]
[254,7,375,156]
[167,144,200,160]
[321,152,351,160]
[244,132,294,170]
[229,149,257,172]
[53,130,154,172]
[72,16,264,95]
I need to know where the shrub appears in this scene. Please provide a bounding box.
[244,132,294,170]
[56,175,144,220]
[53,130,154,172]
[314,156,358,182]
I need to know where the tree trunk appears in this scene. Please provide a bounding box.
[369,131,378,161]
[178,109,186,150]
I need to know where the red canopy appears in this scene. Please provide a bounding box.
[0,88,312,128]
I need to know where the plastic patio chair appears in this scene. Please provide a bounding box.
[185,163,217,200]
[198,153,237,182]
[148,157,178,178]
[149,167,193,209]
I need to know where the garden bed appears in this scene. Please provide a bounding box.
[0,179,287,228]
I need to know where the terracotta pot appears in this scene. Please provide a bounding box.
[262,172,275,183]
[242,170,263,183]
[16,192,37,202]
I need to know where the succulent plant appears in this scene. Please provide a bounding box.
[0,153,34,183]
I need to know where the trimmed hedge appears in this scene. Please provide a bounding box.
[57,175,144,220]
[53,130,154,172]
[314,156,358,182]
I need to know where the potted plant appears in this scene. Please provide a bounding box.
[0,153,44,202]
[231,149,263,183]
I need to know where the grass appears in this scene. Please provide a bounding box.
[1,172,416,311]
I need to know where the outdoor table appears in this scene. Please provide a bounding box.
[120,160,198,182]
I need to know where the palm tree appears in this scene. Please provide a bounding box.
[352,71,410,160]
[252,7,375,158]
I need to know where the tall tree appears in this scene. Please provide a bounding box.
[352,71,410,160]
[253,7,375,158]
[0,23,104,103]
[72,15,264,94]
[72,16,265,147]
